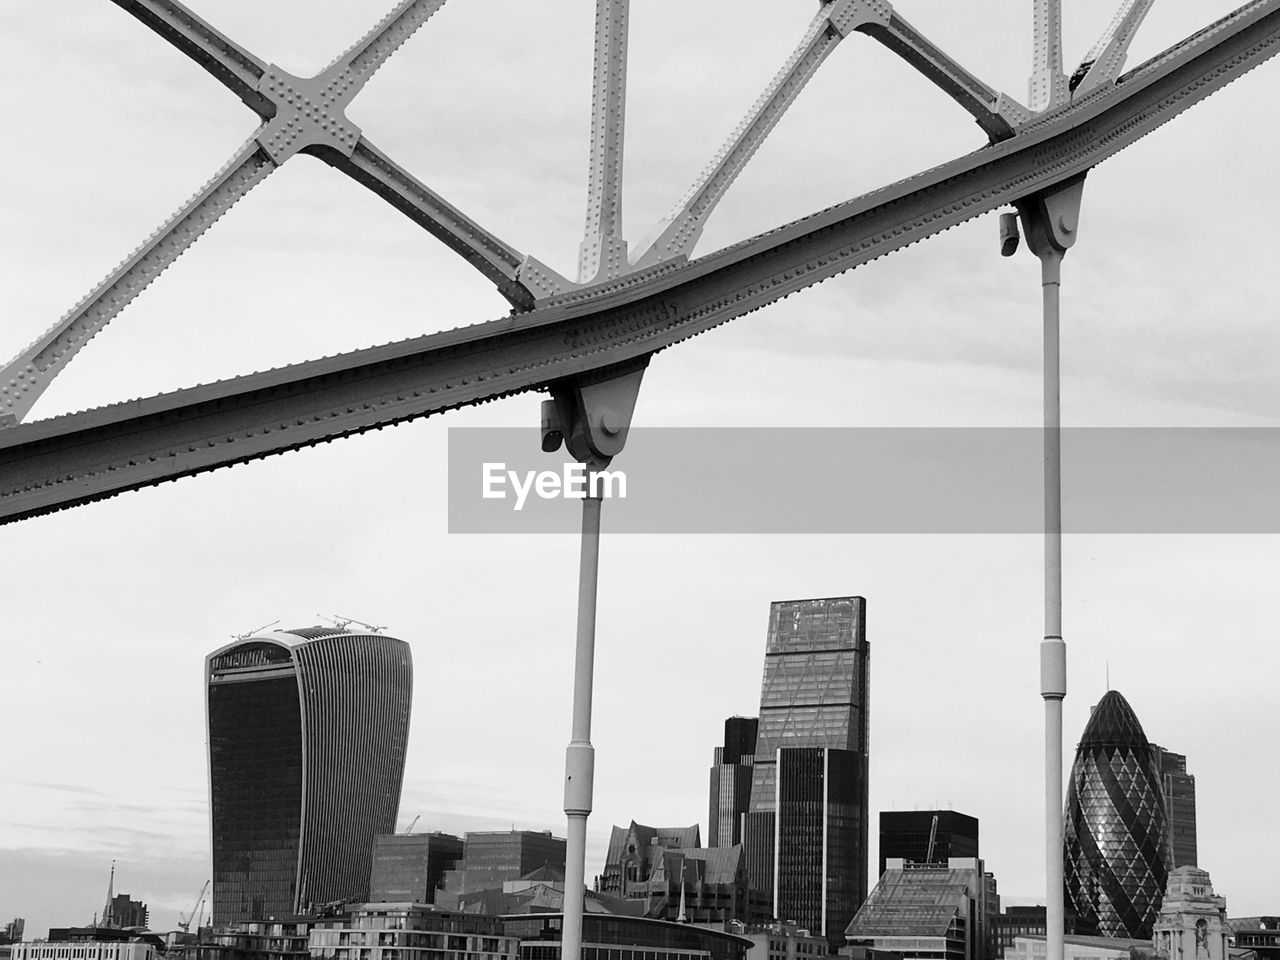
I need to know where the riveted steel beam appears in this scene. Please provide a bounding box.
[630,0,1038,272]
[579,0,631,284]
[0,136,276,428]
[1030,0,1070,112]
[109,0,271,114]
[1071,0,1156,97]
[320,140,533,310]
[2,0,1278,523]
[861,13,1033,136]
[632,0,886,270]
[0,0,535,428]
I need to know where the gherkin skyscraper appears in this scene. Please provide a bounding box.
[1063,690,1171,939]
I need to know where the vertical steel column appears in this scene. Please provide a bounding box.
[579,0,630,283]
[1017,179,1083,960]
[1040,249,1068,960]
[1030,0,1068,112]
[562,491,603,960]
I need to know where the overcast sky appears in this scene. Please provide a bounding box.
[2,0,1278,942]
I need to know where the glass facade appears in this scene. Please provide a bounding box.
[369,833,464,904]
[749,598,868,813]
[745,597,868,920]
[878,811,980,879]
[774,748,863,949]
[708,718,757,849]
[208,643,304,923]
[846,860,990,960]
[207,629,413,925]
[1063,690,1171,940]
[1150,746,1197,868]
[502,914,751,960]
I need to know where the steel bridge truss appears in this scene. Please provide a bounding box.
[2,0,1279,523]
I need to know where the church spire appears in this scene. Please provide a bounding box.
[102,860,116,927]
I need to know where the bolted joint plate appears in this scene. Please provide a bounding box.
[827,0,892,38]
[1017,175,1086,262]
[256,65,363,164]
[551,363,647,470]
[517,255,575,301]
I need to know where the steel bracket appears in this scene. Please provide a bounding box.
[544,361,648,470]
[1017,174,1087,270]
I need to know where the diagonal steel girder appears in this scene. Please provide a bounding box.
[1,0,1278,525]
[0,0,535,429]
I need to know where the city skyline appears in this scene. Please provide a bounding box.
[3,0,1279,942]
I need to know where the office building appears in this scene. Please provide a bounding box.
[1153,867,1229,960]
[773,747,864,946]
[1063,690,1172,940]
[845,858,997,960]
[207,626,413,924]
[990,906,1084,959]
[742,596,869,947]
[437,831,567,907]
[370,832,464,904]
[1,922,23,944]
[879,811,979,878]
[709,717,758,848]
[1150,746,1198,868]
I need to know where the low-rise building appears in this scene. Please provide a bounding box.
[845,859,997,960]
[500,912,751,960]
[1229,919,1280,960]
[11,933,156,960]
[310,903,517,960]
[1006,934,1147,960]
[739,921,831,960]
[163,917,312,960]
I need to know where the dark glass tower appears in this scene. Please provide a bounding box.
[207,627,413,924]
[1063,690,1171,939]
[878,810,979,878]
[1150,745,1197,868]
[742,596,869,947]
[775,746,864,947]
[708,717,757,848]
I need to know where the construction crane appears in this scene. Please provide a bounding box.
[319,614,386,634]
[178,880,210,933]
[925,814,940,862]
[402,815,420,834]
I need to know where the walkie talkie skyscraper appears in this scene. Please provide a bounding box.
[206,626,412,924]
